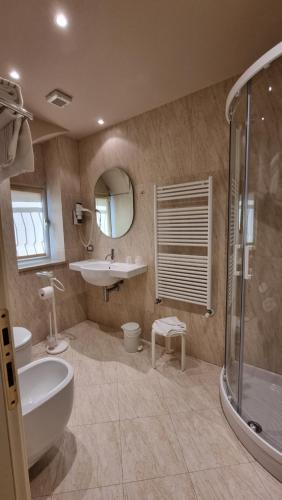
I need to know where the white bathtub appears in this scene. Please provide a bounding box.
[18,357,74,467]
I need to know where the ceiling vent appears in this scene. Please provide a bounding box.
[46,89,72,108]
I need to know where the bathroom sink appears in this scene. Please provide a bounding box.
[69,259,147,286]
[79,261,115,287]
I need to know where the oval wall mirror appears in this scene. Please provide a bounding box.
[94,167,134,238]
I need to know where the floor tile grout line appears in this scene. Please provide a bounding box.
[248,462,280,497]
[162,398,200,499]
[155,353,220,479]
[166,409,191,477]
[31,327,272,499]
[35,471,213,500]
[122,471,192,486]
[43,480,124,499]
[68,417,120,428]
[115,372,172,421]
[115,413,191,485]
[122,482,126,500]
[188,460,259,474]
[117,378,125,487]
[164,407,254,491]
[122,472,200,499]
[123,472,196,492]
[188,462,276,500]
[121,471,192,485]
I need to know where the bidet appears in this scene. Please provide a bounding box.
[19,357,74,467]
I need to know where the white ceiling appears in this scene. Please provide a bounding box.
[0,0,281,138]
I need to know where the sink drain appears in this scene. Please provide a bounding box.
[248,420,262,433]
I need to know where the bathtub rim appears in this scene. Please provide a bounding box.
[18,357,74,416]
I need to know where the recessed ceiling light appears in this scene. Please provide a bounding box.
[261,116,265,121]
[268,85,272,92]
[97,118,105,125]
[9,69,20,80]
[55,13,68,28]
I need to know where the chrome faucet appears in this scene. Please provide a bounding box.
[105,248,115,262]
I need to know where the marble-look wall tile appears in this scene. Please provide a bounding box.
[0,139,87,345]
[79,78,232,366]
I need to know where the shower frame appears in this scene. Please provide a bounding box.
[220,42,282,482]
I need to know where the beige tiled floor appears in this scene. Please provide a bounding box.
[30,321,282,499]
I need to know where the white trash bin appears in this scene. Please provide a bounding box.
[121,322,141,353]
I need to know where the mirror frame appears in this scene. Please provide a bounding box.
[94,167,135,239]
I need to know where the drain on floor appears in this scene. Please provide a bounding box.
[248,420,262,433]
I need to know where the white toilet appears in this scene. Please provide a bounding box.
[13,327,32,368]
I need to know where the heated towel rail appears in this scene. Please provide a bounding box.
[154,177,213,310]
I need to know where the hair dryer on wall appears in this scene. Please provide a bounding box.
[73,202,93,224]
[73,202,94,248]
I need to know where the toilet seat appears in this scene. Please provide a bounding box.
[13,326,32,351]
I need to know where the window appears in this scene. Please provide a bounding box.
[96,197,112,235]
[11,188,49,260]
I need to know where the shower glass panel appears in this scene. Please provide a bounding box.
[240,58,282,451]
[222,44,282,481]
[225,86,248,409]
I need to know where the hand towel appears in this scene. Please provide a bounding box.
[0,119,34,183]
[0,114,21,166]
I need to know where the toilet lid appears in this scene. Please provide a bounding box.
[13,327,32,349]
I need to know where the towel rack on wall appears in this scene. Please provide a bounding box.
[154,176,213,310]
[0,98,33,120]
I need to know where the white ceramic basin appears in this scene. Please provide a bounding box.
[69,259,147,287]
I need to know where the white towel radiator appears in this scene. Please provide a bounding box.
[154,177,213,310]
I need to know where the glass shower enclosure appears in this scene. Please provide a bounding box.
[221,43,282,481]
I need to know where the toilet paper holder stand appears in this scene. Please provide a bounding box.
[37,271,69,355]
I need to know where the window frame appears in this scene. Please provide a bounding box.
[11,185,50,262]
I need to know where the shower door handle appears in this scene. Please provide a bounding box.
[244,245,253,280]
[234,244,242,276]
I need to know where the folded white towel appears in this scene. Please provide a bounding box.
[159,316,186,328]
[152,316,187,336]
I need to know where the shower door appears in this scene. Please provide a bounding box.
[240,59,282,451]
[225,85,248,410]
[226,55,282,452]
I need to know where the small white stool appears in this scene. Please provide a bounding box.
[151,328,187,371]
